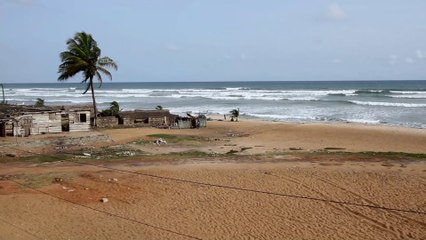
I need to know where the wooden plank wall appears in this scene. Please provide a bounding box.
[69,111,91,132]
[30,112,62,135]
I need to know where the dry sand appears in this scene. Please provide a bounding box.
[101,119,426,154]
[0,120,426,239]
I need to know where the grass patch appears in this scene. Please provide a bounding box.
[18,172,76,189]
[131,139,151,145]
[358,151,426,159]
[70,145,145,161]
[324,147,346,151]
[261,150,426,161]
[226,149,240,155]
[240,147,253,152]
[12,154,71,163]
[165,150,213,158]
[146,134,205,143]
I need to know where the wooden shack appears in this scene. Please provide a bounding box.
[176,115,207,129]
[68,109,91,132]
[29,112,62,134]
[0,108,91,137]
[118,110,178,127]
[0,118,13,137]
[24,109,90,134]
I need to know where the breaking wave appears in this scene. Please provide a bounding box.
[349,100,426,108]
[3,81,426,128]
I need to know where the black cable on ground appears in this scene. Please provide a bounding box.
[0,216,44,240]
[7,179,201,240]
[67,159,426,216]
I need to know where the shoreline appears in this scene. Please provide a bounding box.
[207,114,426,131]
[4,80,426,129]
[2,115,426,156]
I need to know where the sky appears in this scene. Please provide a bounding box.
[1,0,426,83]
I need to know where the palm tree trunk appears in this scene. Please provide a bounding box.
[89,77,98,127]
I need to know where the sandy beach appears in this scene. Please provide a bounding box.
[101,118,426,154]
[0,119,426,239]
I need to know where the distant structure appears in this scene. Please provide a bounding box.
[0,105,206,137]
[0,105,90,137]
[0,84,5,104]
[97,109,207,129]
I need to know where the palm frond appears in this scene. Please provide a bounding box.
[58,58,89,80]
[66,38,88,59]
[82,77,91,94]
[98,57,118,70]
[95,71,103,88]
[97,66,112,81]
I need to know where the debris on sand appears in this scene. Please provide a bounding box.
[154,138,167,145]
[54,177,64,183]
[100,197,109,203]
[108,178,118,182]
[115,151,135,157]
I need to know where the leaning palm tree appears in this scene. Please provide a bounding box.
[230,108,240,122]
[58,32,118,127]
[109,101,120,115]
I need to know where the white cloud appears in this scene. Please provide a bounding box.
[165,44,179,51]
[405,57,415,64]
[388,54,398,65]
[332,58,342,64]
[416,50,424,59]
[327,3,347,21]
[5,0,40,6]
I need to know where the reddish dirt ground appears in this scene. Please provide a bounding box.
[0,158,425,240]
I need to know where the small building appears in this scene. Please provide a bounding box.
[0,118,14,137]
[176,114,207,129]
[96,110,208,129]
[68,109,91,132]
[0,108,91,137]
[1,103,208,136]
[118,110,179,128]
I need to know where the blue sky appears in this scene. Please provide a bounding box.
[1,0,425,83]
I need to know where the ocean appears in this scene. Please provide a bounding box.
[2,81,426,128]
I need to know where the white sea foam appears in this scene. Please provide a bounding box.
[4,83,426,129]
[343,118,381,124]
[390,90,426,94]
[6,87,360,101]
[287,97,319,101]
[388,95,426,99]
[350,100,426,108]
[387,90,426,99]
[246,113,317,121]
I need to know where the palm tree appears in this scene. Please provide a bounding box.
[35,98,45,107]
[109,101,120,115]
[100,101,120,116]
[58,32,118,127]
[230,108,240,122]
